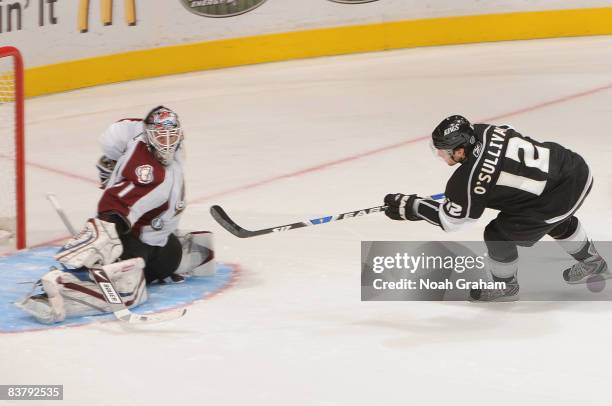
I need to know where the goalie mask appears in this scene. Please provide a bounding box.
[144,106,184,165]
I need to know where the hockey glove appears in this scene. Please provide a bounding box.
[384,193,422,221]
[96,155,117,189]
[55,218,123,269]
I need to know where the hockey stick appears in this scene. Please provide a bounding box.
[210,193,446,238]
[46,194,77,235]
[46,193,187,324]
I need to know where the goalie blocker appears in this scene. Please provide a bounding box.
[16,227,215,324]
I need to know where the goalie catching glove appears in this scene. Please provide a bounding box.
[96,155,116,189]
[384,193,422,221]
[55,218,123,268]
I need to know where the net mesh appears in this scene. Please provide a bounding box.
[0,54,17,246]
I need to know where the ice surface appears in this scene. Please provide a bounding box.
[2,36,612,405]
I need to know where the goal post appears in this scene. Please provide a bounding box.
[0,46,25,250]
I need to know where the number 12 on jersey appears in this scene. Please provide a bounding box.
[497,137,550,195]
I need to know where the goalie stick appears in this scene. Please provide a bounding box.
[210,193,446,238]
[46,193,187,324]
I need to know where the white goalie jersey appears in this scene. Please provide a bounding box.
[98,119,187,247]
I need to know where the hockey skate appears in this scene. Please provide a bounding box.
[563,254,610,284]
[469,276,520,302]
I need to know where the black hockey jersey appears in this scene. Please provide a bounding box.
[415,124,592,231]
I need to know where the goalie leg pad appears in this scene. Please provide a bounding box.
[176,231,216,276]
[17,259,147,324]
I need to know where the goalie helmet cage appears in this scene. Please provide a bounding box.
[0,46,25,249]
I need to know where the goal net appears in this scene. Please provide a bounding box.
[0,46,25,250]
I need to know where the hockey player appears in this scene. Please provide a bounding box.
[383,115,609,301]
[89,105,188,284]
[17,106,214,323]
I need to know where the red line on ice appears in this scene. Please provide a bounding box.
[191,82,612,203]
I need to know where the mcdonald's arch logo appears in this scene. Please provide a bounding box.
[78,0,137,33]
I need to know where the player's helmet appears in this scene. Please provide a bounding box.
[144,106,183,165]
[431,115,475,150]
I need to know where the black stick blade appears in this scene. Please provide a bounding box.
[210,205,254,238]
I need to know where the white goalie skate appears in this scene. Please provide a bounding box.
[175,231,215,277]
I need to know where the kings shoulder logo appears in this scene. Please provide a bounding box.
[135,165,154,184]
[180,0,267,18]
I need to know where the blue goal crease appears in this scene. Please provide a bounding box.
[0,246,237,333]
